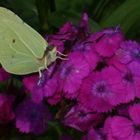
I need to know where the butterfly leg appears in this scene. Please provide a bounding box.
[57,56,68,60]
[38,66,44,78]
[44,56,51,72]
[38,66,46,86]
[57,50,68,56]
[56,51,68,60]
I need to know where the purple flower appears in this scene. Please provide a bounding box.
[23,64,58,103]
[47,22,77,52]
[128,61,140,76]
[0,93,15,123]
[117,104,130,117]
[115,40,140,64]
[81,128,105,140]
[46,91,62,105]
[103,104,140,140]
[78,66,125,112]
[116,66,136,102]
[63,105,103,131]
[60,135,73,140]
[104,116,134,140]
[95,27,124,57]
[0,68,11,81]
[109,59,140,101]
[56,52,90,99]
[72,36,101,71]
[129,104,140,126]
[77,13,90,40]
[15,98,52,135]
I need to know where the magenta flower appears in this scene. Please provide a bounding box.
[81,128,105,140]
[46,91,62,105]
[15,98,51,135]
[47,22,77,52]
[0,68,11,81]
[78,66,125,112]
[56,52,90,99]
[77,13,90,40]
[129,104,140,126]
[128,61,140,76]
[63,105,103,131]
[115,40,140,64]
[117,104,130,117]
[95,27,124,57]
[23,75,57,103]
[109,59,140,101]
[23,64,58,103]
[49,22,77,41]
[104,116,134,140]
[104,104,140,140]
[0,93,15,123]
[72,37,101,71]
[60,135,73,140]
[116,66,136,102]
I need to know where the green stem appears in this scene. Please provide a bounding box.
[35,0,56,34]
[48,121,62,137]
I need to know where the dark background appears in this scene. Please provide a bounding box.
[0,0,140,41]
[0,0,140,139]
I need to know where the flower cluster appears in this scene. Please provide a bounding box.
[1,13,140,139]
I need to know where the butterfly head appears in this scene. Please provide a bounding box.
[46,46,57,65]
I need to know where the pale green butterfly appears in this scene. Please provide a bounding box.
[0,7,65,78]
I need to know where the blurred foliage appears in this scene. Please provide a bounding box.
[0,0,140,41]
[0,0,140,139]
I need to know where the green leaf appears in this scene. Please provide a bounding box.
[126,18,140,41]
[0,0,39,31]
[100,0,140,34]
[35,0,56,34]
[49,10,100,32]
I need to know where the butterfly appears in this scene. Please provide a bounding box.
[0,7,65,78]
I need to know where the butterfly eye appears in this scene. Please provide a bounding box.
[46,45,54,51]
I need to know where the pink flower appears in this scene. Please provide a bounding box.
[47,22,77,52]
[72,36,101,71]
[46,91,62,105]
[115,40,140,64]
[108,59,137,102]
[0,93,15,123]
[129,104,140,126]
[77,13,90,39]
[117,104,130,117]
[103,104,140,140]
[63,105,103,131]
[128,61,140,77]
[56,52,90,99]
[23,64,58,103]
[15,98,52,135]
[95,27,124,57]
[81,128,105,140]
[78,66,124,112]
[104,116,134,140]
[116,66,136,102]
[60,135,73,140]
[0,68,11,81]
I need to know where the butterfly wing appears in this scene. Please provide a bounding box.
[0,41,45,75]
[0,7,47,75]
[0,7,22,23]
